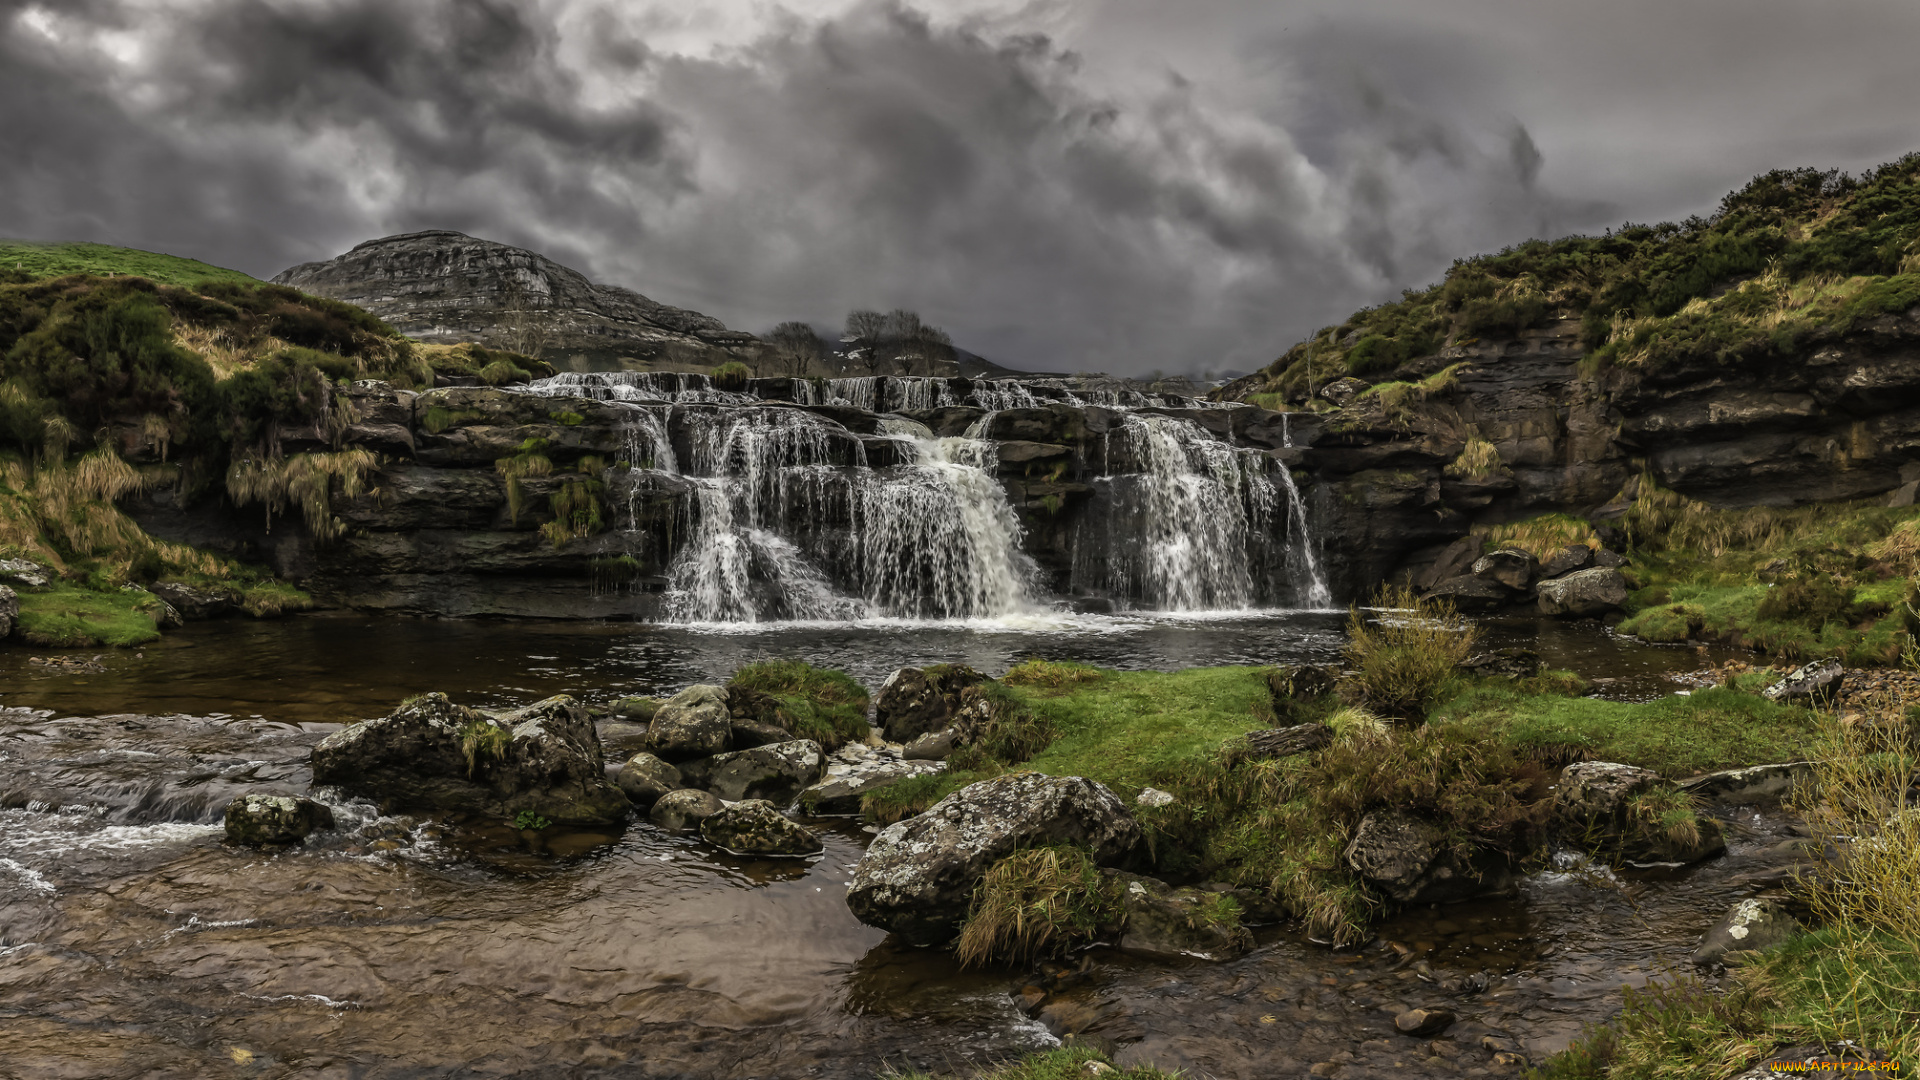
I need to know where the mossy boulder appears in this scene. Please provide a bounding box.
[224,793,334,847]
[1536,567,1629,617]
[699,799,823,856]
[615,752,682,808]
[1106,871,1252,961]
[647,685,732,761]
[1343,809,1515,904]
[678,739,825,804]
[847,772,1141,945]
[875,664,990,743]
[1553,760,1725,864]
[310,692,629,825]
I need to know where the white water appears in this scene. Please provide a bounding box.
[510,372,1329,620]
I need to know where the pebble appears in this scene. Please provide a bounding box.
[1395,1007,1457,1037]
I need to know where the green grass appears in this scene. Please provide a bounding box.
[0,240,259,288]
[727,659,872,748]
[955,844,1120,967]
[14,582,165,646]
[881,1046,1177,1080]
[1431,683,1820,777]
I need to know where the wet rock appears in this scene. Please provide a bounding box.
[610,696,662,722]
[150,582,238,620]
[1409,535,1484,592]
[311,692,629,825]
[1426,574,1516,613]
[1343,810,1515,904]
[728,717,794,750]
[649,788,724,830]
[647,684,733,761]
[0,584,14,638]
[1238,724,1333,761]
[1554,761,1661,824]
[903,727,959,761]
[1393,1007,1456,1037]
[800,753,943,814]
[1678,762,1812,805]
[224,793,335,846]
[874,664,989,743]
[1694,898,1801,967]
[1472,548,1538,591]
[1762,659,1845,706]
[1536,567,1629,617]
[614,752,682,808]
[700,799,823,856]
[847,772,1141,944]
[1106,871,1252,961]
[678,739,825,804]
[1537,544,1596,580]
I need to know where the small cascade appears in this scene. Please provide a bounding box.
[1277,413,1332,607]
[523,371,755,405]
[822,376,960,413]
[968,379,1044,411]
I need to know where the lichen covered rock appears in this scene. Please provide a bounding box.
[311,692,628,824]
[649,788,724,830]
[1107,871,1252,961]
[678,739,825,804]
[615,752,682,808]
[224,793,335,847]
[847,772,1140,944]
[647,684,733,761]
[1343,809,1514,904]
[874,664,989,743]
[699,799,823,856]
[1694,898,1800,967]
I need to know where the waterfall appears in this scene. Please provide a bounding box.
[1277,413,1332,607]
[521,371,755,405]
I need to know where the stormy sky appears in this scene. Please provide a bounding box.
[3,1,1918,375]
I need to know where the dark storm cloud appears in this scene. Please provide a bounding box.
[3,0,1919,374]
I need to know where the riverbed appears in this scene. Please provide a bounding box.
[0,611,1778,1079]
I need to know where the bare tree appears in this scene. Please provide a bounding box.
[498,275,554,358]
[843,309,887,377]
[909,323,955,375]
[768,321,825,378]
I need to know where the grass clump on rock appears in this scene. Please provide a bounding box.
[954,844,1120,968]
[727,659,871,748]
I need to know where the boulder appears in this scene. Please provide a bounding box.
[1889,479,1919,508]
[846,773,1142,944]
[1693,898,1801,967]
[1425,574,1517,613]
[1537,544,1596,580]
[311,693,629,824]
[1472,548,1538,591]
[1762,659,1845,706]
[678,739,825,804]
[699,799,823,856]
[1555,761,1725,863]
[1320,377,1368,407]
[0,583,14,639]
[903,727,959,761]
[1593,548,1628,569]
[1107,871,1252,961]
[224,793,334,847]
[1554,761,1662,827]
[611,696,663,722]
[1394,1008,1457,1038]
[799,759,944,815]
[150,582,238,620]
[1536,567,1629,617]
[0,558,49,588]
[1410,536,1484,592]
[615,752,682,808]
[647,684,733,761]
[649,788,724,830]
[874,665,989,743]
[1678,762,1812,805]
[1343,810,1514,904]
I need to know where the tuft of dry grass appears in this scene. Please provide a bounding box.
[226,448,377,541]
[1443,435,1506,480]
[955,845,1120,968]
[1341,584,1479,723]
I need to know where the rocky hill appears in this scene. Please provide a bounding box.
[272,230,760,369]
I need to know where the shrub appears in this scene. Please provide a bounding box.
[955,845,1120,968]
[1340,584,1478,723]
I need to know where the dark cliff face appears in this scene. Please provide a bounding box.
[272,230,759,368]
[1300,310,1920,595]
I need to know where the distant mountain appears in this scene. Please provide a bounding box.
[273,230,758,367]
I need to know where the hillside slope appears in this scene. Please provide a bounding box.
[273,230,760,370]
[0,240,259,288]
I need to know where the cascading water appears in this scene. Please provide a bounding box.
[1278,413,1332,607]
[521,371,756,405]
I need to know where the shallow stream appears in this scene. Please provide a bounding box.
[0,612,1780,1079]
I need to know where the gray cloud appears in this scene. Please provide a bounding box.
[2,0,1918,375]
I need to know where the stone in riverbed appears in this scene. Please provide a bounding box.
[1472,548,1538,591]
[875,664,988,743]
[1425,573,1516,613]
[1394,1007,1457,1037]
[1536,567,1629,617]
[1693,898,1800,967]
[1106,871,1252,961]
[700,799,823,856]
[615,752,682,808]
[310,692,629,825]
[224,793,335,846]
[1537,544,1596,580]
[903,727,959,761]
[799,757,943,815]
[150,581,238,620]
[846,772,1141,944]
[1554,761,1725,864]
[646,684,733,761]
[1762,659,1844,706]
[649,788,724,830]
[1343,810,1514,904]
[678,739,825,804]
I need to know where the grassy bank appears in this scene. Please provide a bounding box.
[0,240,259,288]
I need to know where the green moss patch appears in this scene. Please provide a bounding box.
[15,583,165,647]
[727,660,872,748]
